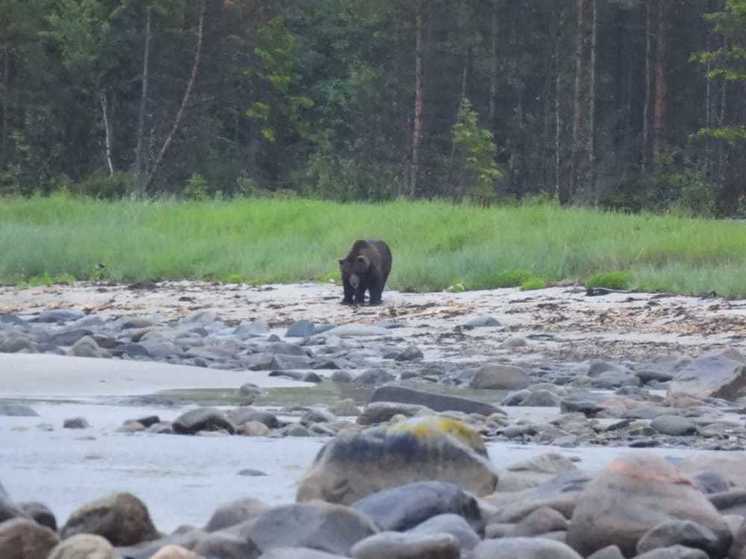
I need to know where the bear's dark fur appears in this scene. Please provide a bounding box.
[339,240,392,305]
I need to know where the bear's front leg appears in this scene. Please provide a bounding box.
[368,285,383,305]
[341,279,354,305]
[353,285,366,305]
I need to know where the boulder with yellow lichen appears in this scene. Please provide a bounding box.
[296,415,498,505]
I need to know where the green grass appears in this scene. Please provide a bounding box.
[2,193,746,296]
[586,271,632,290]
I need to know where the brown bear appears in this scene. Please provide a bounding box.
[338,240,392,305]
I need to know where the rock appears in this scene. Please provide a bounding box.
[301,409,336,426]
[370,385,500,416]
[234,320,270,339]
[0,313,24,325]
[150,545,202,559]
[238,421,271,436]
[498,453,580,493]
[240,502,377,556]
[238,469,268,477]
[326,325,389,337]
[511,506,569,536]
[352,481,483,533]
[49,328,94,346]
[285,424,312,437]
[487,472,592,523]
[587,545,625,559]
[636,520,720,556]
[357,402,427,425]
[205,497,268,532]
[591,370,640,389]
[677,454,746,491]
[34,309,85,323]
[259,547,349,559]
[48,534,117,559]
[329,399,361,417]
[462,316,500,330]
[668,350,746,400]
[634,546,709,559]
[69,336,110,358]
[469,364,530,390]
[286,320,316,338]
[0,334,38,353]
[354,368,396,386]
[63,417,90,429]
[331,370,353,383]
[173,408,236,435]
[0,403,39,417]
[637,370,675,384]
[61,492,159,546]
[298,416,498,505]
[409,513,480,551]
[392,346,424,362]
[0,484,23,524]
[350,531,459,559]
[565,453,731,558]
[270,354,315,370]
[521,390,561,407]
[560,397,605,416]
[472,537,582,559]
[193,531,260,559]
[244,353,276,370]
[651,415,697,436]
[17,501,57,530]
[228,408,281,429]
[0,518,59,559]
[239,384,263,403]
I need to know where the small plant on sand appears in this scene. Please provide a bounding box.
[586,271,632,290]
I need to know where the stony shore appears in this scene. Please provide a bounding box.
[2,281,746,558]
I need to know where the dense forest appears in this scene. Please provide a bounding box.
[0,0,745,215]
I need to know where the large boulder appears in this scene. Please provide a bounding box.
[48,534,118,559]
[566,454,731,558]
[668,350,746,400]
[172,407,236,435]
[351,481,483,533]
[204,497,269,532]
[350,531,459,559]
[409,513,480,551]
[61,492,159,546]
[472,537,582,559]
[370,385,500,416]
[469,364,530,390]
[0,481,24,524]
[0,518,60,559]
[297,416,498,504]
[238,502,377,556]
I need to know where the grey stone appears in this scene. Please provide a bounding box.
[634,546,709,559]
[521,390,561,407]
[357,402,428,425]
[48,329,94,346]
[462,316,500,330]
[370,385,500,416]
[329,399,361,417]
[228,408,281,429]
[63,417,90,429]
[301,409,337,426]
[409,513,480,551]
[17,501,56,531]
[0,334,38,353]
[331,370,354,383]
[651,415,697,436]
[239,502,377,556]
[259,547,350,559]
[0,403,39,417]
[270,354,315,370]
[0,518,59,559]
[566,454,731,558]
[498,453,580,493]
[262,342,310,357]
[469,364,530,390]
[393,346,424,362]
[205,497,269,532]
[244,353,276,370]
[69,336,110,358]
[173,407,235,435]
[669,350,746,400]
[286,320,316,338]
[637,520,720,556]
[326,325,389,337]
[193,531,260,559]
[512,506,569,536]
[586,545,625,559]
[34,309,85,323]
[48,534,117,559]
[238,421,271,436]
[637,370,675,384]
[285,424,312,437]
[352,481,483,533]
[472,537,582,559]
[350,531,459,559]
[354,368,396,386]
[234,320,270,339]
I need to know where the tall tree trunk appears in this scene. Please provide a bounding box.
[589,0,597,204]
[488,0,498,126]
[99,91,114,176]
[570,0,595,204]
[554,5,566,200]
[1,45,8,167]
[144,1,206,193]
[410,0,425,198]
[642,0,654,173]
[653,0,668,161]
[135,5,152,194]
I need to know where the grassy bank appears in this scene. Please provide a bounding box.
[1,194,746,296]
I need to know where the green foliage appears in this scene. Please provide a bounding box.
[451,98,503,205]
[73,172,135,199]
[4,197,746,296]
[586,271,631,290]
[520,277,546,290]
[183,174,209,201]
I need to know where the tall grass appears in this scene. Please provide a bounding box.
[2,194,746,296]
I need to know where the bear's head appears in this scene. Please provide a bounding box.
[339,255,370,289]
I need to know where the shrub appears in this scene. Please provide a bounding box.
[521,276,546,290]
[586,271,631,290]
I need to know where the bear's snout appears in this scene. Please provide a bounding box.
[349,274,360,289]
